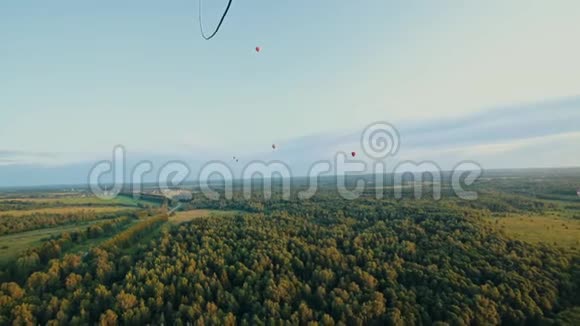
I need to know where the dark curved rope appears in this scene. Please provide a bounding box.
[199,0,233,40]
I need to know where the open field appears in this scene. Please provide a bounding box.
[0,206,136,217]
[0,219,118,264]
[170,209,240,224]
[0,207,238,265]
[487,213,580,249]
[0,194,159,260]
[0,197,122,204]
[0,192,79,199]
[0,195,158,207]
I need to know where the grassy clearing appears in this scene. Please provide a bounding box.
[170,209,240,224]
[0,206,136,217]
[487,213,580,249]
[0,197,101,204]
[0,219,117,264]
[63,219,140,255]
[0,192,82,199]
[0,195,152,207]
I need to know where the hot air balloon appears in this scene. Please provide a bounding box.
[255,46,261,53]
[272,144,276,150]
[351,151,356,157]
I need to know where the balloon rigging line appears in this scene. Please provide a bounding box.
[199,0,233,40]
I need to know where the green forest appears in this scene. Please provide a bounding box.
[0,171,580,325]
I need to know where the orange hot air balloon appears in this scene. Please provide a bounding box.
[351,151,356,157]
[255,46,261,53]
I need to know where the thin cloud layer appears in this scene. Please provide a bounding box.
[0,96,579,187]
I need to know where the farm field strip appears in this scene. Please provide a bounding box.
[1,196,141,205]
[0,206,136,217]
[0,219,129,264]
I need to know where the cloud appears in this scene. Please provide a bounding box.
[399,95,580,149]
[0,159,20,167]
[260,95,580,172]
[0,150,58,157]
[1,95,579,187]
[0,150,63,166]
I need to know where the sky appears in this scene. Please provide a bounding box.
[1,1,580,186]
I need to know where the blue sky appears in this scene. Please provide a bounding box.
[1,1,580,185]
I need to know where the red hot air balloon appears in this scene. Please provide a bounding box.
[255,46,261,53]
[351,151,356,157]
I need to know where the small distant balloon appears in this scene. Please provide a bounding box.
[255,46,261,53]
[272,144,276,150]
[351,151,356,157]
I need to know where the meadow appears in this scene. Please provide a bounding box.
[488,213,580,249]
[0,192,160,267]
[0,206,135,217]
[0,219,119,264]
[0,193,156,207]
